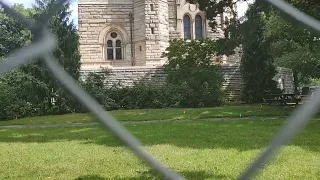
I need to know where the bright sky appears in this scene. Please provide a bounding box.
[237,0,255,18]
[4,0,253,26]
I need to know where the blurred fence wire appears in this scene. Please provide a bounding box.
[1,0,320,179]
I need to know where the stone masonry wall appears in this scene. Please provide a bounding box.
[80,65,295,102]
[133,0,146,65]
[78,1,134,69]
[166,0,227,41]
[274,67,295,94]
[158,0,170,60]
[78,0,240,69]
[168,0,180,39]
[144,0,169,66]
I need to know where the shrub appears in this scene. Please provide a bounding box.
[81,69,118,111]
[109,82,161,109]
[0,37,227,121]
[162,39,225,107]
[0,73,36,120]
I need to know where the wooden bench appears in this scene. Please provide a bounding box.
[264,93,301,105]
[264,94,283,105]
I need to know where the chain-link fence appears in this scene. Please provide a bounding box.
[1,0,320,179]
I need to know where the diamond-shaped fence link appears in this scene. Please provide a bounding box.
[0,0,320,179]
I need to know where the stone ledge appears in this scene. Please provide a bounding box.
[79,0,133,5]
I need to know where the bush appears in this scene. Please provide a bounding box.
[0,74,36,120]
[81,39,225,110]
[162,39,225,107]
[81,69,118,111]
[109,83,162,109]
[0,38,226,121]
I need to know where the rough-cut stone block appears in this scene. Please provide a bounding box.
[79,1,242,78]
[80,65,295,102]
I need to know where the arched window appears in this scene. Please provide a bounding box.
[195,15,203,39]
[115,40,122,60]
[107,40,113,60]
[105,31,124,60]
[183,15,191,40]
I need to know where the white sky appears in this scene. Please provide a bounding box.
[3,0,253,26]
[237,0,255,18]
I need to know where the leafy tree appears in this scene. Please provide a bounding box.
[0,70,45,120]
[239,4,279,103]
[0,4,37,120]
[0,1,81,119]
[188,0,240,30]
[187,1,279,102]
[192,0,320,88]
[265,7,320,86]
[0,4,32,58]
[18,0,81,114]
[162,39,224,107]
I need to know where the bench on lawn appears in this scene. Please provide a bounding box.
[264,93,301,105]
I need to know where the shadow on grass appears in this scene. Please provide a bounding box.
[0,104,298,125]
[0,118,319,152]
[75,175,106,180]
[74,170,229,180]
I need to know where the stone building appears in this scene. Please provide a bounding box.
[78,0,295,101]
[78,0,238,70]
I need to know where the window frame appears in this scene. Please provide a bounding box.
[183,14,192,40]
[182,13,206,40]
[195,14,204,39]
[106,40,114,60]
[104,31,124,61]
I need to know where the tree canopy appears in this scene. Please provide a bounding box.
[0,0,81,119]
[191,0,320,88]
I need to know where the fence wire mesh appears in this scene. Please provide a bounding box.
[0,0,319,179]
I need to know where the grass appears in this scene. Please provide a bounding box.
[0,104,298,126]
[0,118,320,179]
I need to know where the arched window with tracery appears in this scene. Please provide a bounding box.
[115,40,122,60]
[183,15,191,40]
[105,31,124,60]
[107,40,113,60]
[195,14,203,39]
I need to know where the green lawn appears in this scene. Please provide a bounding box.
[0,104,299,126]
[0,118,319,179]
